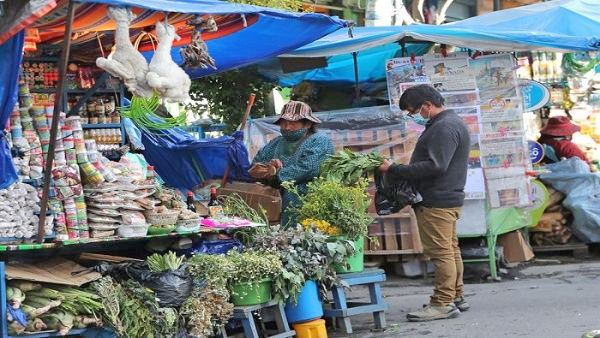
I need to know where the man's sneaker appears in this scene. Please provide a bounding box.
[407,304,460,322]
[454,297,470,312]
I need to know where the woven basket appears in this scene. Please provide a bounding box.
[145,210,180,226]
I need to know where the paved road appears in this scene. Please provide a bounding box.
[331,261,600,338]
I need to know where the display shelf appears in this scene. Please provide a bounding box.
[82,123,122,129]
[0,228,218,252]
[67,88,119,94]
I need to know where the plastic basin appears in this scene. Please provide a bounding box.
[285,280,323,323]
[231,279,272,306]
[330,235,365,273]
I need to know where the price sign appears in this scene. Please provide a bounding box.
[528,140,544,164]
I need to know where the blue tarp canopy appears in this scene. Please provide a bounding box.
[259,42,431,86]
[400,0,600,52]
[2,0,346,78]
[83,0,347,78]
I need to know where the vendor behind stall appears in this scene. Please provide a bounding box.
[249,101,334,227]
[539,116,590,166]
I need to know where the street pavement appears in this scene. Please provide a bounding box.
[330,261,600,338]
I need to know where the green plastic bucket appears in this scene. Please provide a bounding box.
[231,279,272,306]
[331,236,365,274]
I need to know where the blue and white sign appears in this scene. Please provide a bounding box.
[520,79,550,111]
[528,140,544,164]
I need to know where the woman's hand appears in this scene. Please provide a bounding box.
[269,159,283,170]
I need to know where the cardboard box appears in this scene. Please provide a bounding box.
[6,257,102,286]
[206,180,282,223]
[498,230,535,263]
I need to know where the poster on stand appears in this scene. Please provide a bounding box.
[480,135,528,168]
[465,168,485,200]
[484,166,531,208]
[423,53,477,92]
[481,119,524,134]
[479,97,523,122]
[386,56,427,112]
[469,54,519,101]
[442,91,480,107]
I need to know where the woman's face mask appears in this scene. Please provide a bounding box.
[282,128,308,141]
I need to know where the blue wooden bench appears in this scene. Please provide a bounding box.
[324,268,389,334]
[232,299,296,338]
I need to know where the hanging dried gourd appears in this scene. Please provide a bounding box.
[180,15,218,70]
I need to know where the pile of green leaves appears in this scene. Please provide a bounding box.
[119,93,187,130]
[250,226,355,303]
[285,178,372,241]
[226,250,282,286]
[187,254,234,289]
[147,251,185,273]
[90,277,180,338]
[320,150,384,185]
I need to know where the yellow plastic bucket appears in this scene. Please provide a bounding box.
[292,319,328,338]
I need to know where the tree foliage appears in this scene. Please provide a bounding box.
[187,0,303,132]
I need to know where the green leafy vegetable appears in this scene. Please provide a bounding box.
[320,150,383,185]
[118,92,187,130]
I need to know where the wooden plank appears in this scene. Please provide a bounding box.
[383,220,398,251]
[532,243,588,252]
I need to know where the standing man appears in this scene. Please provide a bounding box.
[379,84,470,322]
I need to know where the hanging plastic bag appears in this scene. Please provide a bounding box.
[374,170,421,215]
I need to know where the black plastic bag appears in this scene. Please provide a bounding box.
[374,170,420,215]
[93,261,193,308]
[125,263,193,307]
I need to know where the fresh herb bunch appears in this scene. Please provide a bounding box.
[320,150,383,185]
[181,285,233,337]
[187,254,235,290]
[250,226,355,303]
[147,251,185,273]
[223,194,270,245]
[226,250,282,286]
[285,178,372,241]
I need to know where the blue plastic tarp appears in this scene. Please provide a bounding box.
[0,31,24,189]
[539,158,600,243]
[141,129,251,190]
[400,0,600,51]
[259,41,431,86]
[79,0,347,78]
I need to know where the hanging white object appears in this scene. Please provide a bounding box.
[365,0,394,26]
[146,20,192,103]
[95,6,152,98]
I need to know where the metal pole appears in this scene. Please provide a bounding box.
[37,0,76,243]
[493,0,500,11]
[348,24,360,101]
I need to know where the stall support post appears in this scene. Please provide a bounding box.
[0,262,6,338]
[37,0,76,243]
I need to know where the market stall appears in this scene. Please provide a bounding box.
[248,0,600,278]
[0,1,391,336]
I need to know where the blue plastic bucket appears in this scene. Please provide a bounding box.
[285,280,323,324]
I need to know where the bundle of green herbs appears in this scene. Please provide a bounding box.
[223,193,269,245]
[320,150,383,185]
[285,178,372,241]
[250,226,355,303]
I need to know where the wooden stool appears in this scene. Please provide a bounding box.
[324,269,388,334]
[232,299,296,338]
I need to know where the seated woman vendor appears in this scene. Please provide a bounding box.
[538,116,590,166]
[249,101,334,227]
